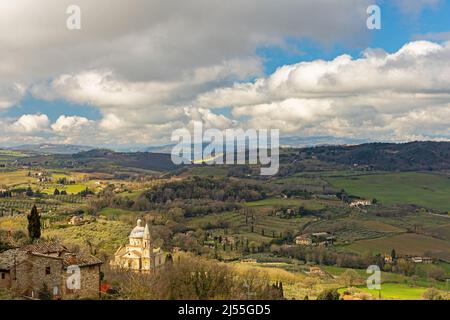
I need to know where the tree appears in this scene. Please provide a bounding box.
[391,248,397,261]
[339,269,362,287]
[422,288,443,300]
[27,205,41,241]
[427,266,446,281]
[25,186,33,197]
[317,288,340,300]
[38,283,52,300]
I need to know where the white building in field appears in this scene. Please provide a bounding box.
[110,219,166,271]
[349,200,372,208]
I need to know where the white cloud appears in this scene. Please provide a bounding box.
[10,114,50,133]
[0,0,373,117]
[51,115,91,133]
[196,41,450,141]
[0,1,449,145]
[392,0,441,15]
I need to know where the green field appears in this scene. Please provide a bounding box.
[346,233,450,262]
[43,220,131,255]
[339,283,427,300]
[186,210,314,244]
[0,170,35,186]
[189,167,229,177]
[244,197,326,211]
[327,172,450,212]
[305,217,404,242]
[0,150,26,157]
[98,207,141,219]
[41,183,88,195]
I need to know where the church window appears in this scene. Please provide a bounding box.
[45,266,51,275]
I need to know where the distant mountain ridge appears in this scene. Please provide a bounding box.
[6,140,450,173]
[297,141,450,171]
[7,144,94,155]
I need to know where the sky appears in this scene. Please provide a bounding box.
[1,0,450,147]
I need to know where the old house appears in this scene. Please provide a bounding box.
[349,200,372,208]
[411,256,433,264]
[110,219,166,272]
[0,242,102,299]
[68,215,84,226]
[384,254,393,264]
[309,266,326,277]
[295,235,313,246]
[295,232,335,247]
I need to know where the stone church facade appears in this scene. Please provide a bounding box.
[111,219,166,271]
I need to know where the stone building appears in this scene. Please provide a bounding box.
[111,219,166,271]
[0,242,102,299]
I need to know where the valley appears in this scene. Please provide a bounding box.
[1,141,450,300]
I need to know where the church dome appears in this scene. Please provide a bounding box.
[129,219,145,238]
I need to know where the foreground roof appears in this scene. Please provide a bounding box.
[0,242,102,270]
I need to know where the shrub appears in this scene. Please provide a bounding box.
[317,288,340,300]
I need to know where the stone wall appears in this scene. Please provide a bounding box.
[62,265,100,299]
[5,254,100,299]
[0,271,11,289]
[10,254,64,298]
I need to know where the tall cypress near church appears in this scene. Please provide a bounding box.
[27,205,41,241]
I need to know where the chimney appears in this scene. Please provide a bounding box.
[67,253,77,265]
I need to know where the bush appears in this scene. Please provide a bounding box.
[316,288,340,300]
[422,288,444,300]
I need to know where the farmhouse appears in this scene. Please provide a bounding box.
[411,256,433,264]
[349,199,372,208]
[309,266,326,277]
[384,254,393,264]
[68,215,84,225]
[295,235,312,246]
[0,242,102,299]
[295,232,335,247]
[110,219,166,272]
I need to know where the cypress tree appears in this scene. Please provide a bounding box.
[27,205,41,241]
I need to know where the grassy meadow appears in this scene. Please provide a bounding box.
[327,172,450,212]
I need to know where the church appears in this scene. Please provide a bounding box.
[110,219,166,271]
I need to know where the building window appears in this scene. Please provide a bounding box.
[45,267,51,275]
[1,273,5,279]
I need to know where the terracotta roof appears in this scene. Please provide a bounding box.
[62,252,102,267]
[21,242,68,255]
[0,242,102,270]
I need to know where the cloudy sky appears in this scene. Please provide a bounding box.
[1,0,450,147]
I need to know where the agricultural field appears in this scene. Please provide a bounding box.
[43,219,131,255]
[0,150,27,163]
[189,166,229,177]
[0,170,36,187]
[186,210,314,246]
[345,233,450,262]
[98,207,142,220]
[243,197,327,211]
[0,214,130,255]
[326,172,450,212]
[424,223,450,241]
[304,216,405,243]
[1,143,450,300]
[338,284,427,300]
